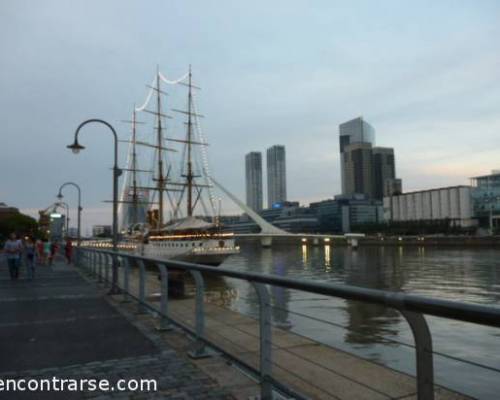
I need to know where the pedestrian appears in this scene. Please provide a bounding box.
[36,238,45,265]
[3,233,22,280]
[44,240,51,265]
[25,237,36,279]
[48,241,58,266]
[64,238,73,264]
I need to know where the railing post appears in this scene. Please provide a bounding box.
[83,250,88,273]
[97,253,104,283]
[188,270,210,359]
[252,282,273,400]
[156,263,172,331]
[136,260,147,314]
[401,310,434,400]
[104,254,111,287]
[75,248,81,268]
[75,245,80,267]
[92,251,97,277]
[121,257,131,303]
[88,252,92,274]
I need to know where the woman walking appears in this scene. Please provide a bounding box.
[25,237,36,279]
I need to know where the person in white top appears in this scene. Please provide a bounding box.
[3,233,22,280]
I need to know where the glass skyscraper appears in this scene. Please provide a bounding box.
[245,151,263,212]
[266,145,287,208]
[339,117,375,195]
[372,147,396,199]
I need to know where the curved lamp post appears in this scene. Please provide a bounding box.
[67,119,122,294]
[57,182,82,248]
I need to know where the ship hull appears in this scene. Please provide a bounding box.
[170,252,229,266]
[137,236,239,267]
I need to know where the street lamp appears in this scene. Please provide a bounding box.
[57,182,82,249]
[67,119,122,294]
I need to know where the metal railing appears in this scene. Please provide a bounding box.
[75,247,500,400]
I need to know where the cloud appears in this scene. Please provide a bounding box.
[2,0,500,222]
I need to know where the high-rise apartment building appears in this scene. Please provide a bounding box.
[245,152,263,212]
[339,117,375,195]
[342,142,375,198]
[267,145,287,208]
[339,117,402,199]
[372,147,396,200]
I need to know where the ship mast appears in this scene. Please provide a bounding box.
[119,108,149,230]
[186,66,194,217]
[131,108,139,225]
[155,69,165,229]
[169,66,209,219]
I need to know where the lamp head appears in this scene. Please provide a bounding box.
[67,140,85,154]
[57,192,63,200]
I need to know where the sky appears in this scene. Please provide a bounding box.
[1,0,500,232]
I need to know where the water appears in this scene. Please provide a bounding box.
[200,242,500,399]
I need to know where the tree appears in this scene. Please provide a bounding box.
[0,213,39,243]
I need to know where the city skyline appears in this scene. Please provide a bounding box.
[1,1,499,231]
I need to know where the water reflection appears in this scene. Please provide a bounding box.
[271,252,292,330]
[324,245,331,271]
[301,244,308,266]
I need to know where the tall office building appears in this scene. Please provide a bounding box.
[372,147,396,200]
[245,152,263,212]
[339,117,375,195]
[343,142,375,198]
[267,145,287,208]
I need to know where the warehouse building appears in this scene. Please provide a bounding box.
[383,185,476,227]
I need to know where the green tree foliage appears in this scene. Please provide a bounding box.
[0,213,39,243]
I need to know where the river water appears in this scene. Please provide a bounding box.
[198,242,500,399]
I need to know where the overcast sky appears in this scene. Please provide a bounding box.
[1,0,500,232]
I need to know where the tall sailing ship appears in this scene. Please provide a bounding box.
[119,67,239,266]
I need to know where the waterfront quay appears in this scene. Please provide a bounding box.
[0,256,234,399]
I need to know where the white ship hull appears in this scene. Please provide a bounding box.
[136,237,239,266]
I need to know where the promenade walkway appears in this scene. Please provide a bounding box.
[0,257,235,399]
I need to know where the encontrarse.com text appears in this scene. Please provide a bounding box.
[0,377,157,392]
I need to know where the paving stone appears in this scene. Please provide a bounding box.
[0,259,233,400]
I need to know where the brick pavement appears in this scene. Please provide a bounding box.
[0,257,234,400]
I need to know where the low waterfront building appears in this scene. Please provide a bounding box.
[67,227,79,238]
[383,185,476,227]
[310,194,384,233]
[219,214,259,234]
[470,170,500,231]
[219,201,319,234]
[92,225,112,237]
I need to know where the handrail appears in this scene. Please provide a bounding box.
[76,247,500,400]
[91,248,500,328]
